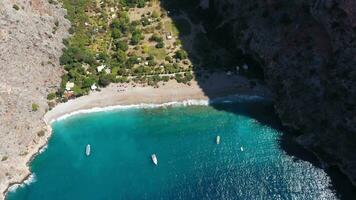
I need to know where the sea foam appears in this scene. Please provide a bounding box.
[50,95,265,124]
[7,174,36,193]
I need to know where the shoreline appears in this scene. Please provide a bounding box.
[47,96,267,124]
[3,73,271,199]
[44,73,271,123]
[5,76,356,199]
[2,125,52,200]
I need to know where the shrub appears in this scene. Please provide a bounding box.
[173,19,191,36]
[13,4,20,10]
[47,93,56,100]
[185,72,194,81]
[155,41,164,48]
[111,28,122,39]
[1,156,8,161]
[137,0,146,8]
[131,30,142,45]
[48,0,58,4]
[141,17,150,26]
[148,60,156,66]
[175,50,188,60]
[37,130,45,137]
[152,11,160,18]
[113,50,127,63]
[60,47,95,66]
[149,33,163,42]
[162,76,169,82]
[48,101,56,109]
[99,75,111,87]
[32,103,39,111]
[165,56,173,63]
[114,40,128,51]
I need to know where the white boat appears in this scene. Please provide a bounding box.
[86,144,91,156]
[240,146,244,151]
[216,136,220,144]
[151,154,158,165]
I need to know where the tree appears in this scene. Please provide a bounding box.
[47,93,56,100]
[114,50,127,63]
[126,56,140,68]
[175,50,188,60]
[137,0,146,8]
[83,76,96,88]
[155,41,164,48]
[149,33,163,42]
[131,30,142,45]
[111,15,130,34]
[60,47,95,65]
[99,75,111,87]
[114,40,128,51]
[111,28,122,39]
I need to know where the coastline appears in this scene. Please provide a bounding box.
[3,73,271,199]
[44,73,271,123]
[1,125,52,200]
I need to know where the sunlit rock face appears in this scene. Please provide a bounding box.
[210,0,356,185]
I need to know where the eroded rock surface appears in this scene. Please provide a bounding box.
[0,0,69,198]
[211,0,356,185]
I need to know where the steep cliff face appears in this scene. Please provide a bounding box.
[211,0,356,185]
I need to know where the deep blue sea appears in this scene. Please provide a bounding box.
[6,100,340,200]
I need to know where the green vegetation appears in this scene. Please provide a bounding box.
[164,21,179,36]
[54,0,194,101]
[32,103,39,111]
[47,93,56,100]
[48,0,58,5]
[13,4,20,10]
[175,49,188,60]
[172,19,191,36]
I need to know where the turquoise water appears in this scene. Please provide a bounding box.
[7,101,338,200]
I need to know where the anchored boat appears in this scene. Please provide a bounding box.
[86,144,91,156]
[151,154,158,165]
[216,135,220,144]
[240,146,244,151]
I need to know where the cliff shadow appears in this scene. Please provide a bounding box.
[159,0,356,199]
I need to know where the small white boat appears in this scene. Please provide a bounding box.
[240,146,244,151]
[151,154,158,165]
[86,144,91,156]
[216,136,220,144]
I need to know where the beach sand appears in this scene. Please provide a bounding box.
[44,73,271,123]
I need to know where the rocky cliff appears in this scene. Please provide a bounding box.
[0,0,70,198]
[210,0,356,185]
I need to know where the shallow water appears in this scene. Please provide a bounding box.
[7,101,338,200]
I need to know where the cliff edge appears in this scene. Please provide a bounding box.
[0,0,69,198]
[211,0,356,185]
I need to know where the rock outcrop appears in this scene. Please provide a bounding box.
[210,0,356,185]
[0,0,70,199]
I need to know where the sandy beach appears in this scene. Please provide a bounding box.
[44,73,271,123]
